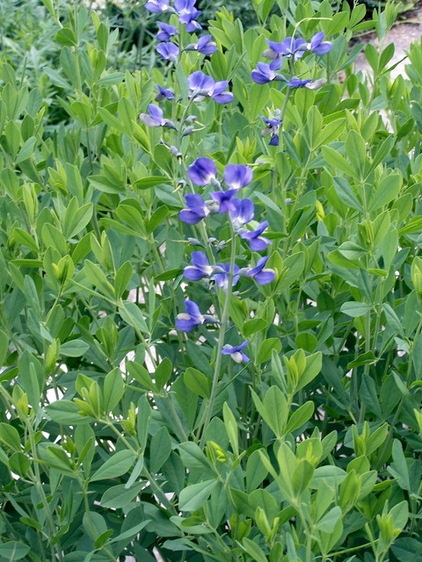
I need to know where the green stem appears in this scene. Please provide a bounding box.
[199,225,237,449]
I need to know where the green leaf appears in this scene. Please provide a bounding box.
[0,423,21,452]
[0,542,31,560]
[178,479,219,511]
[90,450,135,482]
[103,368,125,413]
[101,483,144,509]
[119,302,149,335]
[285,402,315,434]
[241,537,268,562]
[317,506,342,533]
[46,400,93,424]
[368,173,402,212]
[150,426,172,473]
[114,261,133,299]
[184,368,211,399]
[60,339,90,357]
[341,302,371,317]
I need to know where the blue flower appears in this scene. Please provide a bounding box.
[175,299,204,332]
[286,76,313,88]
[156,21,178,42]
[185,34,217,55]
[240,221,271,251]
[174,0,202,31]
[229,198,255,230]
[251,62,283,84]
[211,189,239,213]
[188,157,218,186]
[145,0,172,13]
[184,251,213,281]
[266,37,307,60]
[155,84,175,100]
[261,114,282,146]
[309,32,332,55]
[214,262,240,290]
[175,299,218,331]
[224,164,253,190]
[179,194,209,224]
[188,71,233,104]
[139,104,176,128]
[246,256,275,285]
[221,341,249,363]
[156,41,179,62]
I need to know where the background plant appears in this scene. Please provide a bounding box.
[0,0,421,561]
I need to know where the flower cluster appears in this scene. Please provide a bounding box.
[145,0,217,63]
[252,32,331,88]
[252,32,332,146]
[175,157,276,362]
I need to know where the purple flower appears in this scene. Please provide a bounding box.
[214,262,240,290]
[179,193,209,224]
[145,0,171,13]
[246,256,275,285]
[309,32,332,55]
[224,164,253,190]
[251,62,281,84]
[185,34,217,55]
[139,104,176,128]
[240,221,271,251]
[156,42,179,62]
[184,251,213,281]
[261,114,282,146]
[266,37,307,60]
[175,299,204,332]
[229,198,255,230]
[286,76,313,88]
[188,157,218,186]
[155,84,175,100]
[188,71,233,104]
[156,22,178,42]
[211,189,238,213]
[222,341,249,363]
[174,0,202,31]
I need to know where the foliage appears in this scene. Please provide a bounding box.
[0,0,421,561]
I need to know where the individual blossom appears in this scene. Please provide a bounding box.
[185,34,217,55]
[184,251,214,281]
[156,41,180,62]
[265,37,307,61]
[179,193,209,224]
[156,21,178,42]
[221,341,249,363]
[251,62,284,84]
[286,76,313,88]
[174,0,202,31]
[188,71,233,104]
[229,198,255,231]
[175,299,204,332]
[139,104,176,128]
[214,262,240,290]
[155,84,175,100]
[308,32,332,55]
[175,299,218,332]
[145,0,172,13]
[211,189,239,214]
[224,164,253,190]
[261,111,282,146]
[246,256,275,285]
[188,157,218,187]
[240,221,271,251]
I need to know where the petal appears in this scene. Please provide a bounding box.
[254,270,275,285]
[224,164,253,190]
[188,157,217,186]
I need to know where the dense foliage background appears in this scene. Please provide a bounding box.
[0,0,421,561]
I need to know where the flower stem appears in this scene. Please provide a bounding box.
[198,225,237,449]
